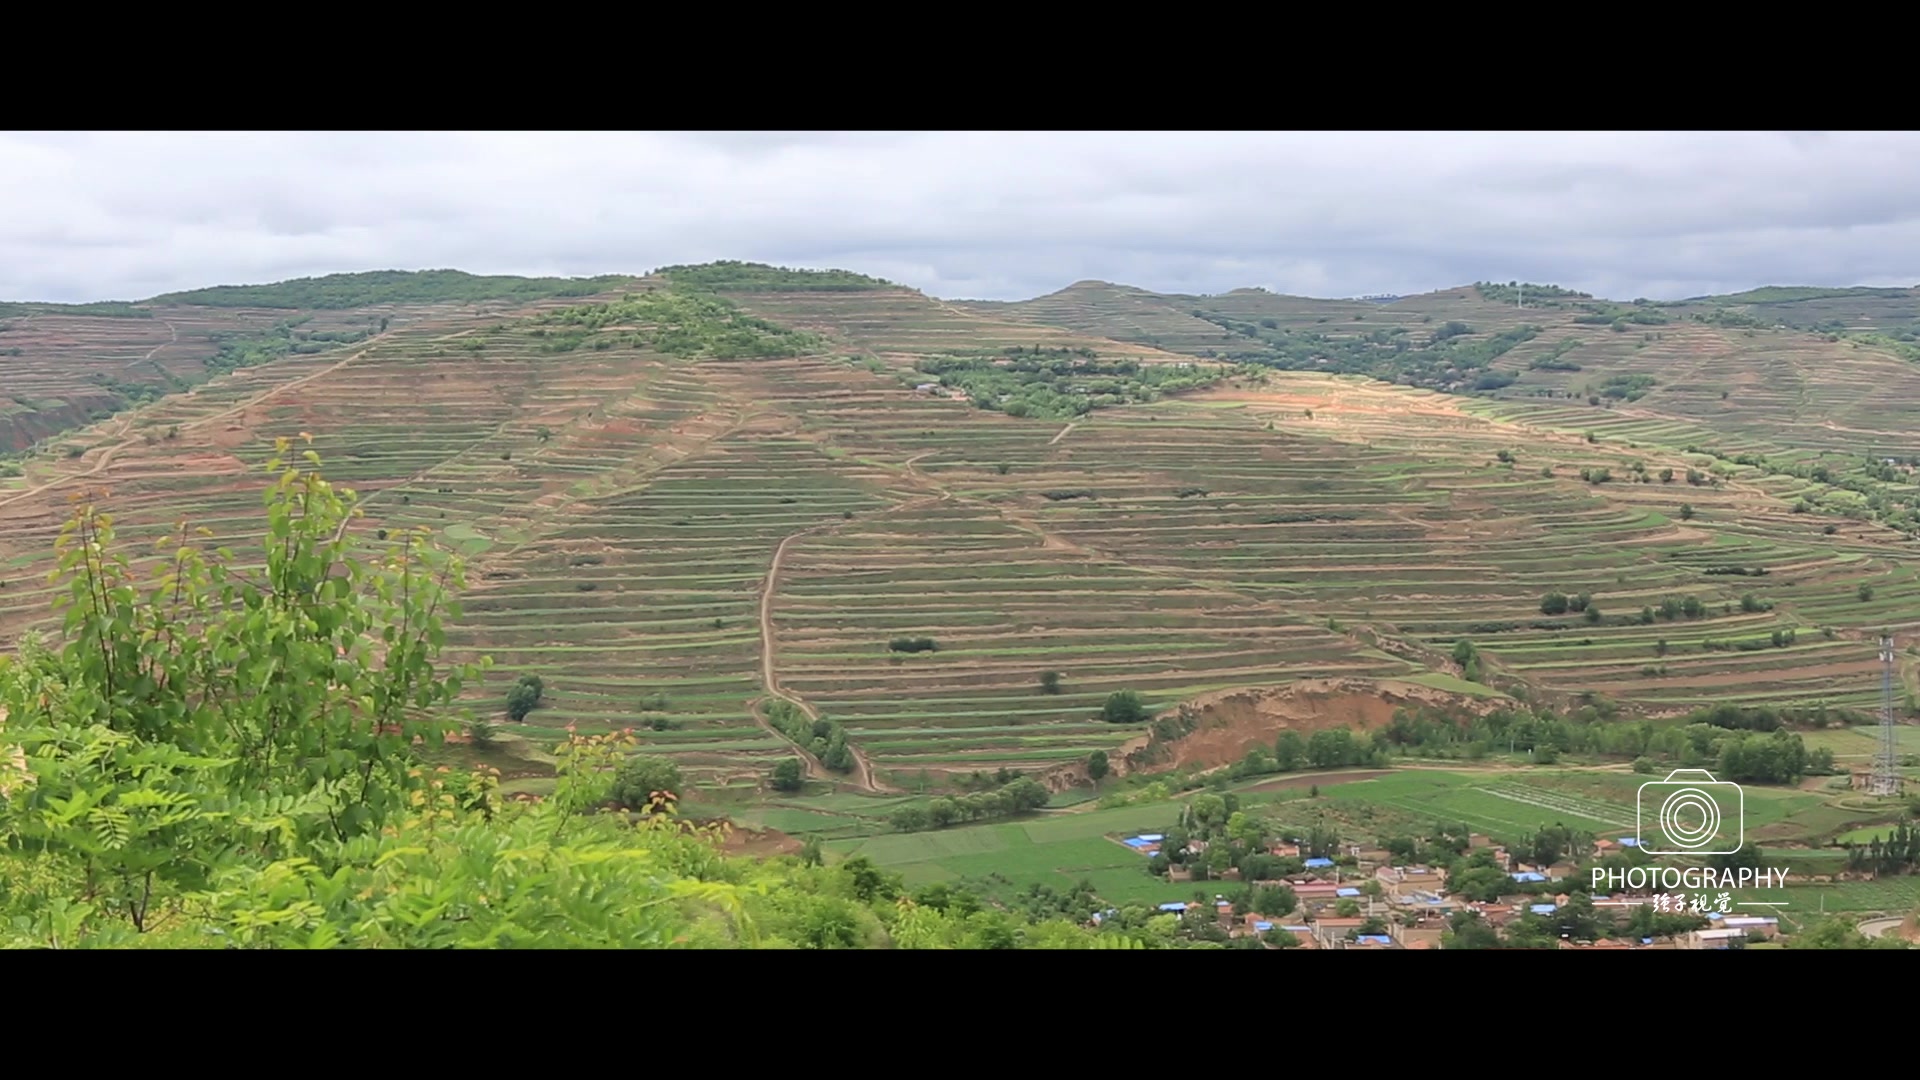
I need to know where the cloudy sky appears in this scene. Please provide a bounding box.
[6,131,1920,304]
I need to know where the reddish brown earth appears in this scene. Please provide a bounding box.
[1131,677,1499,776]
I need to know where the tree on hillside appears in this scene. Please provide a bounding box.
[507,673,544,722]
[1039,671,1063,695]
[1102,690,1151,724]
[610,754,682,811]
[770,757,804,793]
[1087,749,1109,786]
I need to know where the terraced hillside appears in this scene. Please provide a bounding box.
[6,263,1920,805]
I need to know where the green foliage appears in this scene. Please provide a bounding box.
[769,757,804,793]
[1472,281,1593,307]
[1101,690,1152,724]
[149,270,632,309]
[608,754,683,810]
[1039,671,1062,695]
[525,288,822,360]
[654,260,893,292]
[763,699,855,774]
[506,673,544,722]
[908,351,1235,422]
[888,776,1050,832]
[1086,749,1109,784]
[1593,373,1657,401]
[888,636,937,654]
[0,301,152,319]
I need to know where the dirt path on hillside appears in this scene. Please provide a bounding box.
[754,488,957,794]
[760,522,887,794]
[1049,422,1076,446]
[124,320,178,372]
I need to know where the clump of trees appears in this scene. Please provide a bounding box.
[888,776,1051,832]
[888,636,938,654]
[764,699,855,772]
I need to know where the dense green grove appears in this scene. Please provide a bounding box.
[909,349,1246,420]
[1188,701,1842,783]
[523,288,825,360]
[147,270,634,310]
[1181,308,1543,394]
[655,260,894,292]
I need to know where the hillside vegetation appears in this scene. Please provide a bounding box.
[147,269,636,309]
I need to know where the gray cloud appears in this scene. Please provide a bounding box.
[3,130,1918,304]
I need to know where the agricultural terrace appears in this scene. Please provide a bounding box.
[0,291,640,648]
[1030,373,1920,715]
[10,264,1920,817]
[730,288,1192,362]
[957,281,1251,355]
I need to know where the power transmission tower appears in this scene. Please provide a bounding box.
[1872,637,1902,796]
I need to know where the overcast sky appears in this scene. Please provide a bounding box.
[6,131,1920,304]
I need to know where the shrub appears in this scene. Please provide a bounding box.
[888,636,937,654]
[610,755,683,811]
[1101,690,1151,724]
[770,757,804,793]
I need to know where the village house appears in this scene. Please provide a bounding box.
[1277,925,1316,949]
[1719,916,1779,940]
[1557,937,1633,950]
[1270,843,1302,858]
[1376,865,1445,898]
[1291,881,1342,903]
[1310,916,1366,949]
[1347,934,1397,950]
[1391,919,1447,949]
[1686,927,1750,950]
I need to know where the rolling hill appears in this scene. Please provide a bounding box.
[6,263,1920,814]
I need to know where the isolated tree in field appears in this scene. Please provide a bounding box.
[506,674,544,722]
[1101,690,1150,724]
[1039,671,1062,695]
[1086,750,1110,785]
[1540,592,1569,615]
[1679,503,1695,521]
[610,754,682,810]
[770,757,804,793]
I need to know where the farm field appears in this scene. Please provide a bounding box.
[7,264,1920,840]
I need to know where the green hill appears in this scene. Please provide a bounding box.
[147,268,637,309]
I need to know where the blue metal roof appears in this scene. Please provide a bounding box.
[1157,902,1188,912]
[1529,903,1557,915]
[1336,887,1362,897]
[1254,921,1274,931]
[1356,935,1392,944]
[1304,857,1334,868]
[1511,872,1547,882]
[1138,834,1164,842]
[1619,837,1640,847]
